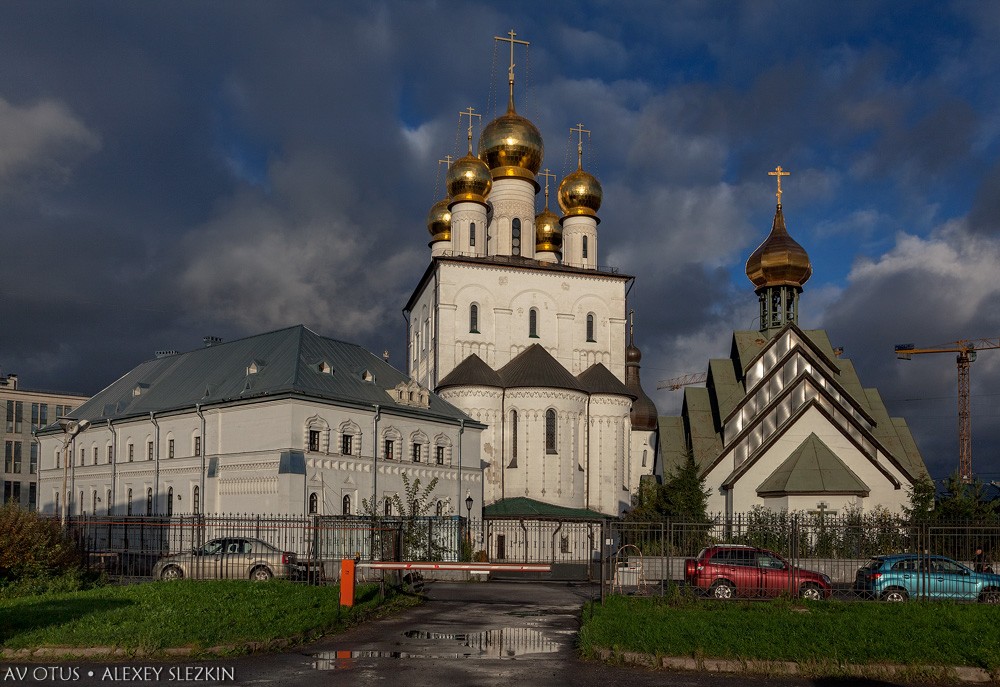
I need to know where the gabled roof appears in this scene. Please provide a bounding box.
[484,496,606,520]
[437,354,503,390]
[52,325,477,428]
[683,386,723,473]
[577,363,635,399]
[756,433,870,496]
[497,344,585,392]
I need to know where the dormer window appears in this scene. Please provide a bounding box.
[133,383,149,397]
[247,359,266,375]
[317,361,332,374]
[362,370,375,383]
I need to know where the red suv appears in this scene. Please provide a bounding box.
[685,545,832,600]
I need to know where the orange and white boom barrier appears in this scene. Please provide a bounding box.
[357,561,551,573]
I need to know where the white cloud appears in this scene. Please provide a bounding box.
[0,97,99,185]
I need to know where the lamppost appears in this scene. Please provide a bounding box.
[465,492,474,547]
[58,417,90,528]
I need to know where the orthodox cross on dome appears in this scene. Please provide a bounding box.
[768,165,790,205]
[438,154,454,169]
[570,122,591,168]
[459,107,481,154]
[539,168,556,208]
[629,308,635,344]
[494,29,529,106]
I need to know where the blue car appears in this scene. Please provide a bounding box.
[855,554,1000,603]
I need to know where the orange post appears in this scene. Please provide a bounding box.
[339,559,356,607]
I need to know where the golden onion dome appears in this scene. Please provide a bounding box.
[426,197,451,242]
[535,207,562,252]
[478,104,544,183]
[558,166,602,218]
[446,152,492,204]
[746,204,812,289]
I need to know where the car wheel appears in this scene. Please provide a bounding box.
[800,584,823,601]
[250,566,273,581]
[880,588,907,603]
[711,581,735,600]
[160,565,183,581]
[978,590,1000,604]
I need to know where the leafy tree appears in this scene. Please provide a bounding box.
[935,471,998,522]
[903,473,938,524]
[625,451,709,522]
[361,473,452,560]
[0,504,83,582]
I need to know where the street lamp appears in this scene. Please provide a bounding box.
[465,492,474,549]
[465,493,474,521]
[58,417,90,527]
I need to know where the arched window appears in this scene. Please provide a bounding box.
[545,409,557,453]
[79,490,84,515]
[582,235,589,259]
[92,491,98,514]
[509,409,518,468]
[469,221,476,247]
[529,308,538,338]
[127,488,133,516]
[308,492,318,514]
[342,494,351,515]
[166,487,174,516]
[384,499,392,516]
[146,488,153,516]
[586,313,595,342]
[642,449,648,467]
[436,501,444,516]
[512,218,521,255]
[193,486,200,515]
[470,303,479,333]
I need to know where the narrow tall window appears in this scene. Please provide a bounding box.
[193,486,200,515]
[342,494,351,515]
[582,235,589,259]
[512,218,521,255]
[93,446,98,465]
[79,490,83,515]
[470,304,479,333]
[469,221,476,247]
[384,499,392,516]
[436,501,444,516]
[13,443,21,473]
[127,489,133,515]
[107,445,113,464]
[128,443,134,462]
[586,313,595,342]
[106,490,112,515]
[30,443,38,474]
[166,487,173,516]
[341,434,353,455]
[545,409,557,453]
[412,443,422,462]
[436,446,445,465]
[146,488,153,516]
[384,439,394,460]
[309,430,320,452]
[168,439,175,459]
[92,491,98,514]
[79,448,84,466]
[529,309,538,337]
[509,410,518,467]
[147,441,153,461]
[194,436,201,457]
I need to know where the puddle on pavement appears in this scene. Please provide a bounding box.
[313,627,561,669]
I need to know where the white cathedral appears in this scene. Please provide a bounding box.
[405,43,658,519]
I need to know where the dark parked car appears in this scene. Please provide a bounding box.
[854,554,1000,603]
[685,544,832,600]
[151,537,298,581]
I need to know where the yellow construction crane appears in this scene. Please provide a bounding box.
[657,372,708,391]
[894,337,1000,483]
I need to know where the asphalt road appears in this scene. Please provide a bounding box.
[7,581,940,687]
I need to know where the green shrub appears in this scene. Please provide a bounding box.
[0,504,83,582]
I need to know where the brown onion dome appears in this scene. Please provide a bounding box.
[626,341,642,364]
[478,103,544,183]
[745,204,812,289]
[535,207,562,252]
[426,197,451,242]
[446,152,492,204]
[558,165,602,219]
[625,341,657,431]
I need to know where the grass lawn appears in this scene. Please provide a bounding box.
[0,581,415,654]
[580,595,1000,672]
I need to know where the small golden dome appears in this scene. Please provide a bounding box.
[535,207,562,252]
[478,105,544,183]
[746,204,812,289]
[558,166,602,217]
[426,197,451,242]
[446,152,492,203]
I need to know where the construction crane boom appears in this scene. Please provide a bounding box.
[657,372,708,391]
[894,337,1000,483]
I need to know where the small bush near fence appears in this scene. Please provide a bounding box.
[0,505,84,583]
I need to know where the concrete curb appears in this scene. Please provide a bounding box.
[593,648,996,683]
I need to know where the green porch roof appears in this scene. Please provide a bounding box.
[483,497,607,520]
[756,433,871,496]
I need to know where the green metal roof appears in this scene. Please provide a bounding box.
[756,433,871,496]
[682,386,723,474]
[483,497,607,520]
[50,325,478,429]
[657,415,688,477]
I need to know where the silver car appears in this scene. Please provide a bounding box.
[152,537,297,581]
